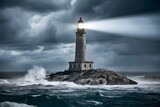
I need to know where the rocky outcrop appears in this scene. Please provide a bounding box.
[46,69,137,85]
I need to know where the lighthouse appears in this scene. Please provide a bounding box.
[68,18,93,71]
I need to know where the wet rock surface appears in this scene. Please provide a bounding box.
[46,69,137,85]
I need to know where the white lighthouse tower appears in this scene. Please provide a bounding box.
[69,18,93,71]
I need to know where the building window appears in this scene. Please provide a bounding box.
[70,64,72,68]
[90,64,92,67]
[84,64,86,68]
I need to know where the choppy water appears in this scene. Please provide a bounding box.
[0,66,160,107]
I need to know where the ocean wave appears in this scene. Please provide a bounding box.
[0,67,160,107]
[0,94,71,107]
[31,94,41,97]
[76,100,103,105]
[0,92,159,107]
[86,100,103,105]
[129,76,160,85]
[0,66,160,91]
[0,79,9,85]
[3,66,82,87]
[0,101,36,107]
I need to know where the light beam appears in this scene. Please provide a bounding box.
[83,13,160,40]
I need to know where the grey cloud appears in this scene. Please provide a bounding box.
[87,43,160,71]
[0,7,58,46]
[0,0,71,12]
[73,0,105,15]
[115,39,160,55]
[0,8,30,44]
[88,38,160,57]
[0,0,160,71]
[73,0,160,19]
[0,44,74,71]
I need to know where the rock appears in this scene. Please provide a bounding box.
[46,69,137,85]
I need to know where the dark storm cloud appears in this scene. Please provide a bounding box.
[86,29,160,56]
[0,0,70,46]
[87,42,160,71]
[73,0,160,19]
[0,0,71,12]
[1,0,160,45]
[0,9,19,43]
[0,7,58,45]
[0,44,74,71]
[73,0,104,15]
[0,0,160,71]
[115,39,160,56]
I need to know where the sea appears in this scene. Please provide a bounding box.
[0,66,160,107]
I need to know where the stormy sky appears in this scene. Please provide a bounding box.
[0,0,160,72]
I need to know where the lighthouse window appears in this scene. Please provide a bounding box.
[70,64,72,68]
[90,64,92,67]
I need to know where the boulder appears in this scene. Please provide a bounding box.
[46,69,137,85]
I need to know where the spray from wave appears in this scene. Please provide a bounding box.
[10,66,78,87]
[0,66,160,90]
[24,66,46,83]
[0,67,160,107]
[12,66,48,86]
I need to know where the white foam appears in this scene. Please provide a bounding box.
[0,101,36,107]
[1,66,160,92]
[9,66,80,87]
[0,79,9,84]
[24,66,46,82]
[86,100,103,105]
[12,66,52,86]
[129,76,160,85]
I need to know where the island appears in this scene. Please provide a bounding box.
[46,69,137,85]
